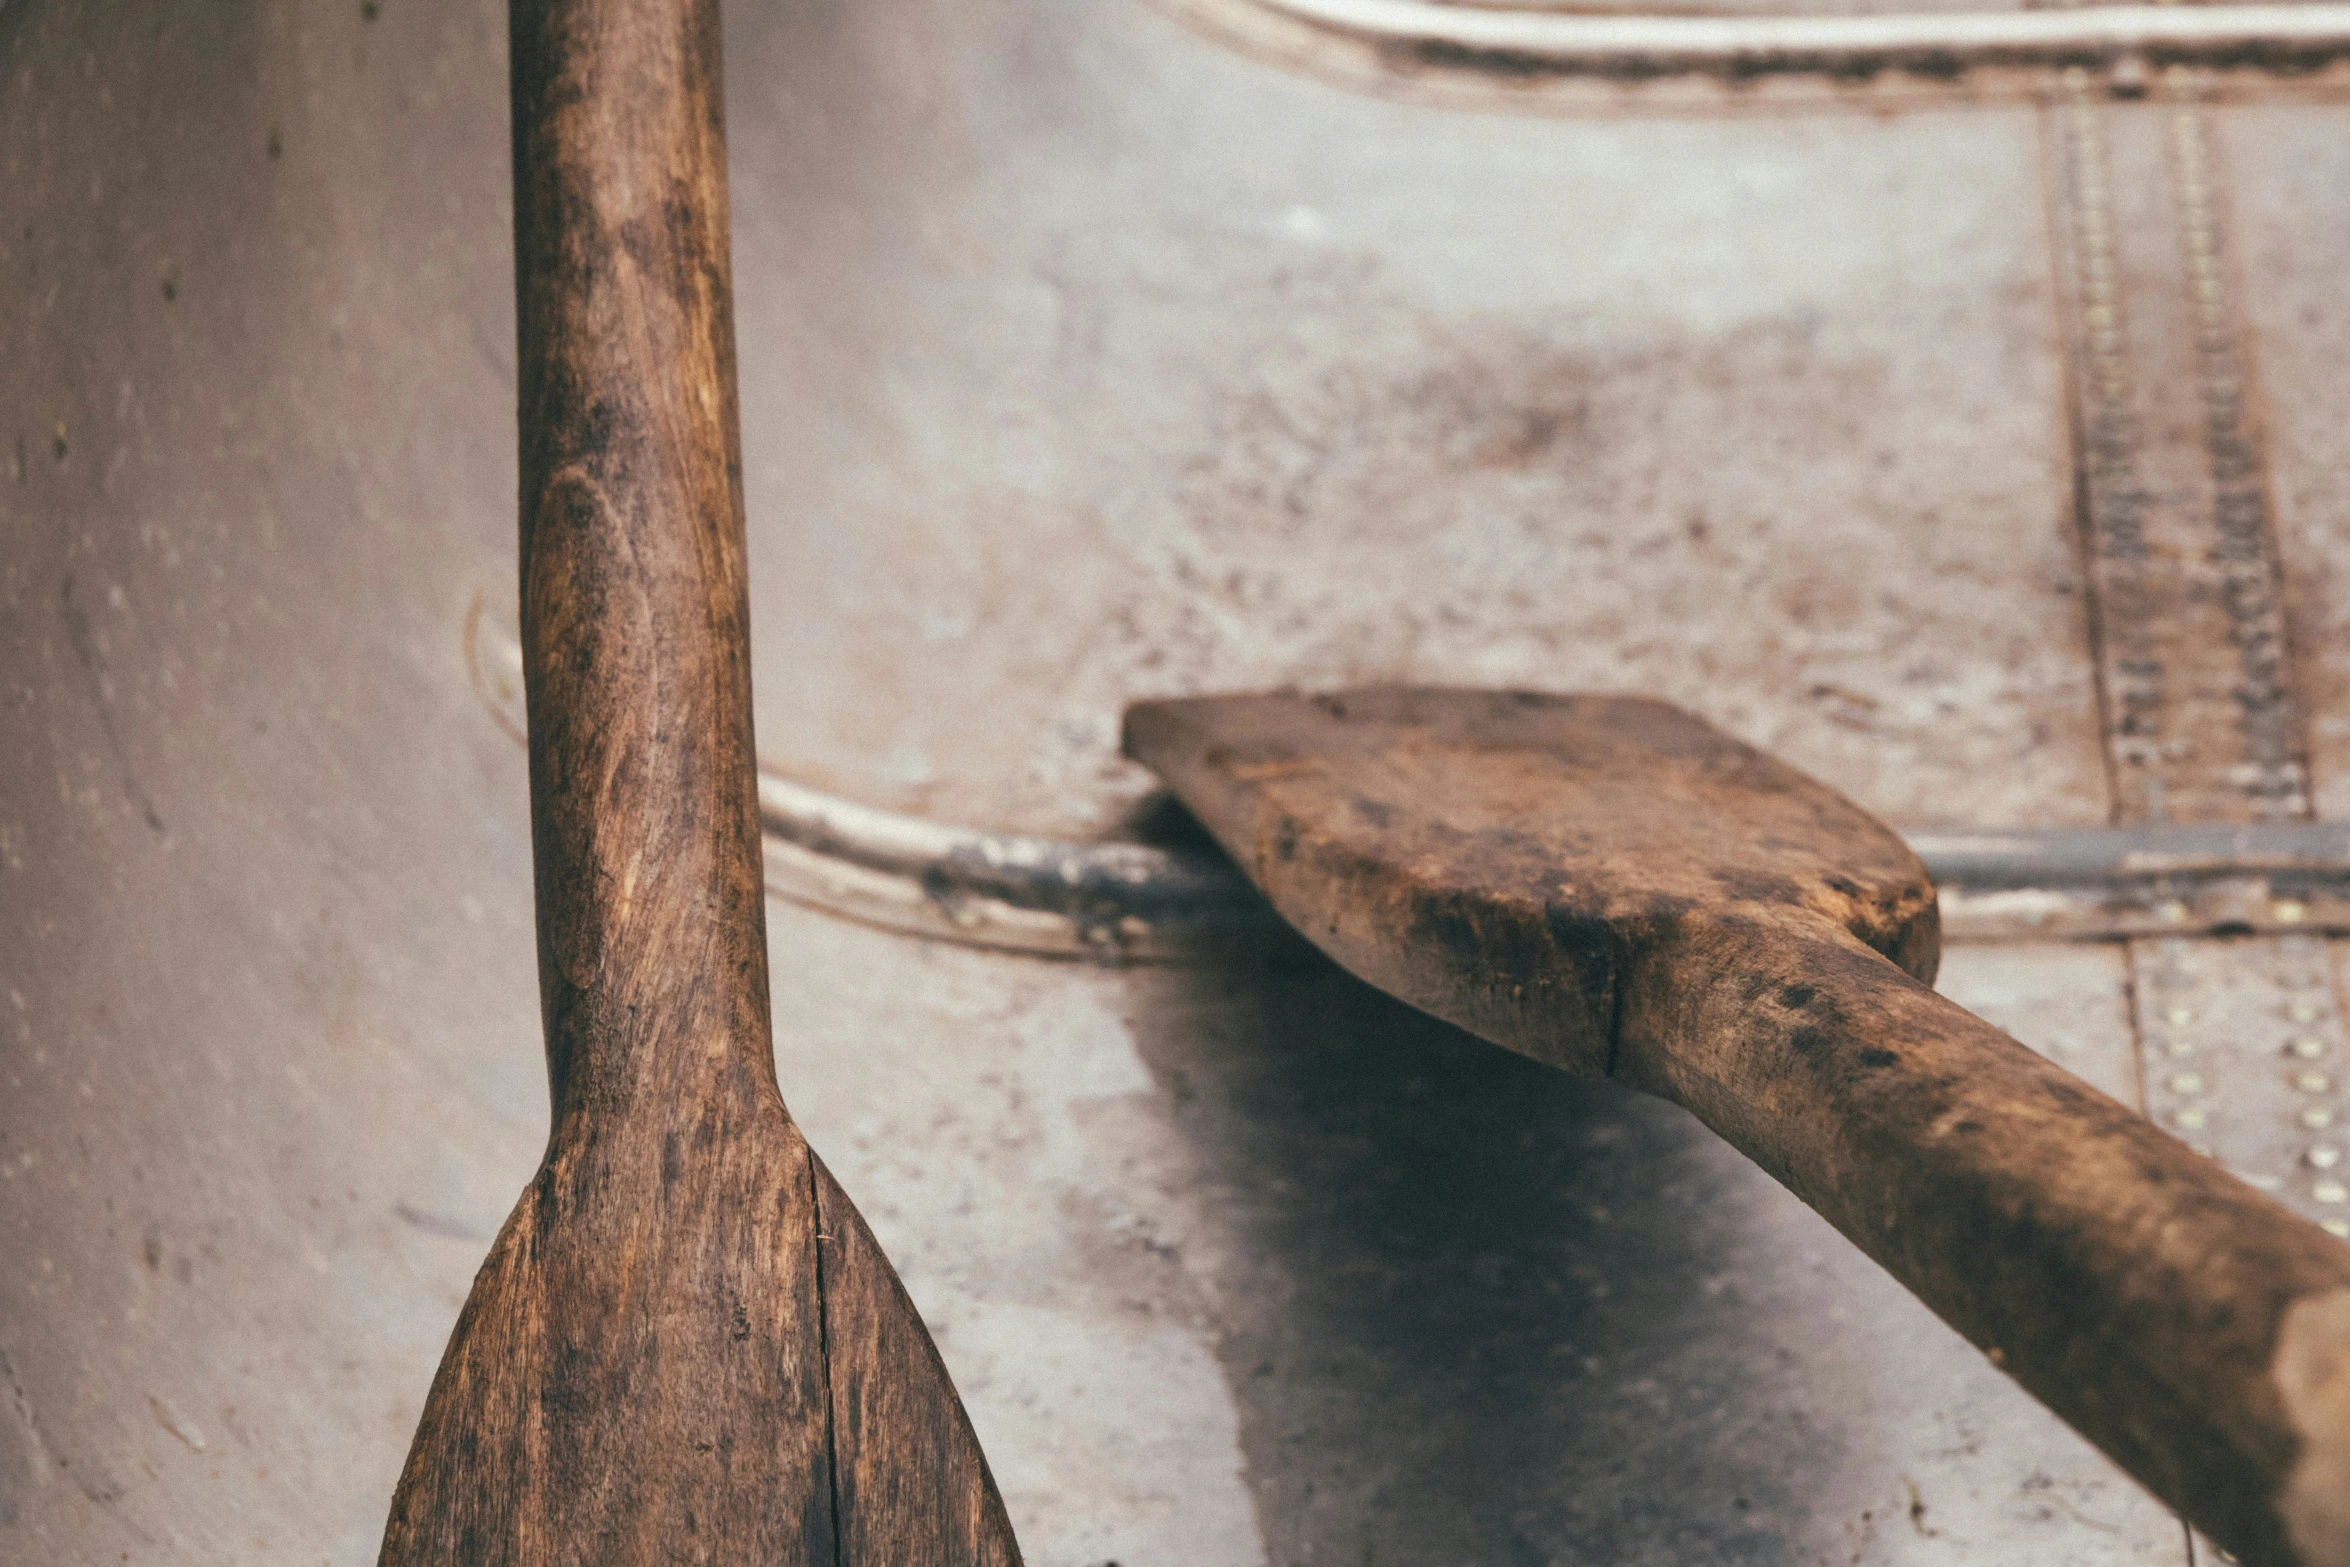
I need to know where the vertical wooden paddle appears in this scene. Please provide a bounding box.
[377,2,1019,1560]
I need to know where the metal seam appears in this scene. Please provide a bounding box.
[2052,70,2158,817]
[2162,79,2310,815]
[2043,56,2350,1252]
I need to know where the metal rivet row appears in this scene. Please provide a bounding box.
[2133,936,2350,1239]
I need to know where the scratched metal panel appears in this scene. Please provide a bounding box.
[0,3,536,1561]
[726,0,2112,840]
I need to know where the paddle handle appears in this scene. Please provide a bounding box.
[511,0,776,1128]
[1614,915,2350,1567]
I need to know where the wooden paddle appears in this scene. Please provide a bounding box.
[376,2,1018,1560]
[1125,686,2350,1567]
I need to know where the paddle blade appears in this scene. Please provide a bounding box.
[811,1151,1020,1565]
[378,1109,1017,1565]
[1123,686,1939,1076]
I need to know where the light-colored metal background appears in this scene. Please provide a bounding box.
[6,0,2349,1562]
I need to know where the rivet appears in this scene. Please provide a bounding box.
[2167,1072,2205,1095]
[2165,1005,2195,1027]
[2290,1037,2330,1060]
[2158,900,2192,925]
[2310,1145,2343,1170]
[2303,1105,2338,1130]
[2323,1218,2350,1239]
[2174,1106,2209,1130]
[2273,898,2308,924]
[2165,1037,2195,1058]
[2315,1179,2349,1205]
[2297,1071,2334,1095]
[2290,1000,2324,1024]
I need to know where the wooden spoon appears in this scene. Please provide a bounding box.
[1126,685,2350,1567]
[377,2,1019,1560]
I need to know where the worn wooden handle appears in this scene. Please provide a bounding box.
[1120,687,2350,1565]
[513,0,772,1126]
[382,4,1022,1560]
[1617,912,2350,1567]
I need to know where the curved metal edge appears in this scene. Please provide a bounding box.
[759,770,2350,959]
[757,773,1286,962]
[1159,0,2350,105]
[1264,0,2350,66]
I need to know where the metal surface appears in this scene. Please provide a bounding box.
[1172,0,2350,101]
[2039,14,2350,1258]
[2133,934,2350,1239]
[8,0,2350,1562]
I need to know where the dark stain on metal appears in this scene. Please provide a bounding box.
[393,1202,483,1243]
[58,575,164,835]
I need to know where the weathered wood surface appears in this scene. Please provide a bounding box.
[376,1,1019,1560]
[1125,686,2350,1567]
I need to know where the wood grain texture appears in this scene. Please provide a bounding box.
[812,1154,1022,1567]
[378,1,1018,1560]
[1124,686,2350,1567]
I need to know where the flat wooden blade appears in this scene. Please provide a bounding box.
[378,1106,1019,1565]
[1123,687,1939,1076]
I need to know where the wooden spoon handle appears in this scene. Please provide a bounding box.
[512,0,773,1126]
[1617,914,2350,1567]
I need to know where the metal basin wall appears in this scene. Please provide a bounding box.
[12,0,2350,1562]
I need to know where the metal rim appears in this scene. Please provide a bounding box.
[758,768,2350,957]
[1165,0,2350,100]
